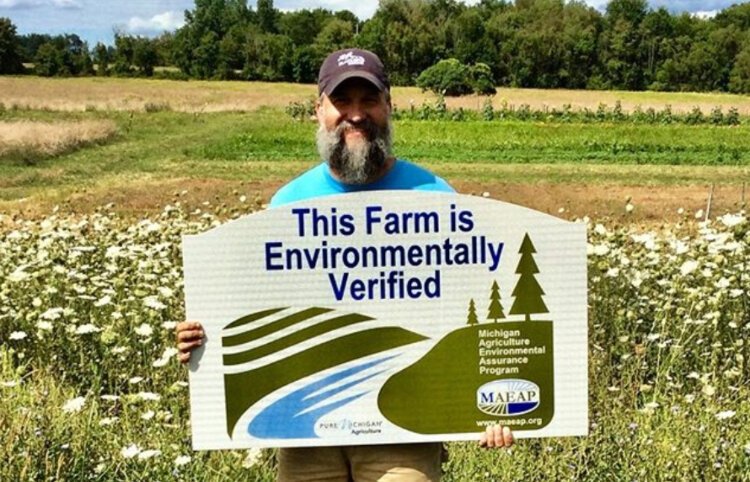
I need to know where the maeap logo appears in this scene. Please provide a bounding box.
[477,379,540,416]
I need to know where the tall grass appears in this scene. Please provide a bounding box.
[0,120,117,163]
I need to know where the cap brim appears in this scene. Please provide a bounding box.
[323,71,386,96]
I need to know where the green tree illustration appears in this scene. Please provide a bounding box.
[487,280,505,322]
[509,233,549,322]
[467,298,478,325]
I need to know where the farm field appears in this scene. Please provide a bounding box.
[0,89,749,221]
[0,78,749,480]
[3,76,750,115]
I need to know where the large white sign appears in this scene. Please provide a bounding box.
[183,191,588,450]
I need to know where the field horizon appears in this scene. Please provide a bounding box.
[2,76,750,115]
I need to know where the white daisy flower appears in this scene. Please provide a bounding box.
[62,396,86,413]
[121,444,141,459]
[138,450,161,460]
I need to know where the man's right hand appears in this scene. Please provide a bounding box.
[176,321,204,364]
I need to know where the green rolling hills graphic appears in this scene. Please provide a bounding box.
[222,307,428,437]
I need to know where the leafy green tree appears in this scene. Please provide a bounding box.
[598,0,649,90]
[172,0,251,79]
[17,33,53,63]
[0,17,23,74]
[561,2,602,89]
[470,62,496,95]
[193,31,220,78]
[705,26,744,91]
[314,18,355,55]
[509,233,549,322]
[447,9,486,65]
[358,0,441,85]
[218,24,247,78]
[714,3,750,30]
[279,8,332,46]
[467,299,479,326]
[133,38,157,76]
[31,34,92,77]
[487,281,505,322]
[729,41,750,93]
[113,34,135,76]
[483,9,514,85]
[334,9,360,28]
[483,0,592,89]
[152,32,175,66]
[509,0,567,88]
[292,45,323,83]
[244,33,293,81]
[34,42,64,76]
[93,42,110,76]
[683,41,722,91]
[416,58,472,96]
[256,0,278,33]
[640,7,674,87]
[652,14,701,91]
[75,42,94,76]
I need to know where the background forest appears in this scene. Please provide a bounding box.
[2,0,750,93]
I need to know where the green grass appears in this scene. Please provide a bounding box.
[1,108,749,204]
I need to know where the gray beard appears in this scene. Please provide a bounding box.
[316,119,393,185]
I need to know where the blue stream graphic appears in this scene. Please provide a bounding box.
[248,356,396,439]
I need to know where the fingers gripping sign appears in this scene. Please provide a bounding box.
[479,425,514,449]
[176,321,204,364]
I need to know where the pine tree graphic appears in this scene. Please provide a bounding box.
[487,280,505,323]
[467,299,478,325]
[509,233,549,322]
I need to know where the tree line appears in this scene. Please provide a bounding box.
[2,0,750,94]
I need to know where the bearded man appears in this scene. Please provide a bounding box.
[270,49,453,205]
[177,48,513,482]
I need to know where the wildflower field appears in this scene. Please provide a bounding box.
[1,79,749,480]
[0,200,747,480]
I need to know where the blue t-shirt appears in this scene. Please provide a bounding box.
[269,159,454,207]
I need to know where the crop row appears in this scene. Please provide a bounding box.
[286,97,743,126]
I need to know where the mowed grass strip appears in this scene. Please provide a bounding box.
[0,119,117,162]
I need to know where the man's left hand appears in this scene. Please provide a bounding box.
[479,425,514,449]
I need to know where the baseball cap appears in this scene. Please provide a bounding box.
[318,48,390,96]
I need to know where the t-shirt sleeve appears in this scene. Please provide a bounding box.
[420,176,455,193]
[268,188,291,208]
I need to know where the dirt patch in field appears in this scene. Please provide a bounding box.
[2,178,746,226]
[451,181,747,223]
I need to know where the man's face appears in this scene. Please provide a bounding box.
[316,77,393,185]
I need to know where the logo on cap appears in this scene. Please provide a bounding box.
[337,51,365,67]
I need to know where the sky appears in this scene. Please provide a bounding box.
[0,0,740,46]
